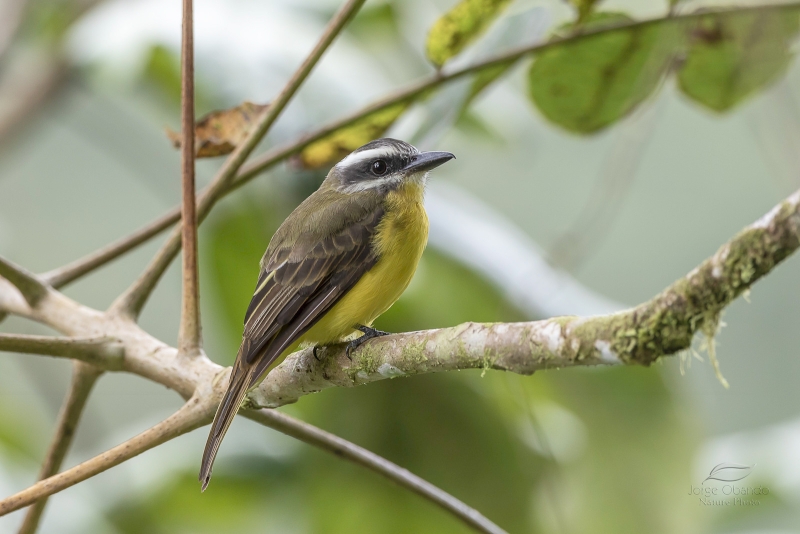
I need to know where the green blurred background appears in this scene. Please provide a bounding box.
[1,0,800,532]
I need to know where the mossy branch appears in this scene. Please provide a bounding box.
[0,189,796,533]
[246,189,800,408]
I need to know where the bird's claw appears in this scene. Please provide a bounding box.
[346,325,391,359]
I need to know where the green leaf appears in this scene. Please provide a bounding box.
[527,12,680,134]
[426,0,515,68]
[678,9,800,112]
[295,102,410,169]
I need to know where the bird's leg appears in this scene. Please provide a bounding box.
[345,324,391,359]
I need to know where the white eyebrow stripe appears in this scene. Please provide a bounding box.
[338,174,402,193]
[336,147,396,168]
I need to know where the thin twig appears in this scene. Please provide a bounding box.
[36,2,800,290]
[178,0,200,355]
[0,334,123,368]
[0,256,49,306]
[108,0,368,320]
[245,409,508,534]
[17,362,102,534]
[0,394,214,516]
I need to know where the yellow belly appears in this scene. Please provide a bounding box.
[300,183,428,345]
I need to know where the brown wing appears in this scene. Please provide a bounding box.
[200,197,384,488]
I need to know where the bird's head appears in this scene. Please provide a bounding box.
[327,138,454,194]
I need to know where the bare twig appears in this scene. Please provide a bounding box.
[0,256,49,306]
[17,362,102,534]
[37,2,800,290]
[178,0,200,355]
[0,394,214,516]
[0,334,123,368]
[108,0,368,320]
[245,409,508,534]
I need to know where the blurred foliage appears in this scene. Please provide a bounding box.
[5,0,800,532]
[528,12,679,134]
[0,392,45,462]
[567,0,604,24]
[295,102,411,169]
[425,0,514,68]
[678,10,800,112]
[18,0,98,46]
[141,45,216,115]
[347,2,402,41]
[267,3,800,151]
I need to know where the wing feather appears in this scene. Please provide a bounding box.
[200,189,385,487]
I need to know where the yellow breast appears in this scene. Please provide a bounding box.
[302,183,428,344]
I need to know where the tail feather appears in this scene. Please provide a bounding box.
[199,363,252,490]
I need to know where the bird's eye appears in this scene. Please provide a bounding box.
[371,159,388,176]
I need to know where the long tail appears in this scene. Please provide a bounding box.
[199,361,252,491]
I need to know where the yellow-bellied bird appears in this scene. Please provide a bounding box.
[199,138,454,488]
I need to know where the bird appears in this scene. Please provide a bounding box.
[199,138,455,489]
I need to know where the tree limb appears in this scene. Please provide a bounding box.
[0,256,49,306]
[245,409,507,534]
[246,189,800,407]
[17,362,102,534]
[0,334,123,368]
[0,394,214,517]
[0,189,796,530]
[178,0,201,356]
[107,0,368,320]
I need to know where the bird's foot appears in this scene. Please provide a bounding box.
[345,325,391,359]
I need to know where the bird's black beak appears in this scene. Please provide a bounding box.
[403,151,455,174]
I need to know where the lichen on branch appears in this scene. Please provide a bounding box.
[247,189,800,408]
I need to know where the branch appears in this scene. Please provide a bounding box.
[0,394,214,517]
[107,0,368,320]
[245,409,507,534]
[17,362,102,534]
[36,2,800,290]
[0,257,48,306]
[245,189,800,407]
[0,334,123,368]
[178,0,200,355]
[0,188,796,529]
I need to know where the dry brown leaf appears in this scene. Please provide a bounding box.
[166,101,269,158]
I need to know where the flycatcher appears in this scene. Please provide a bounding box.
[200,138,454,488]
